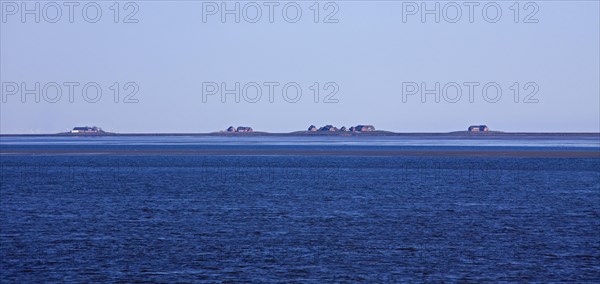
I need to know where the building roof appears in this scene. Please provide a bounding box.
[468,125,489,131]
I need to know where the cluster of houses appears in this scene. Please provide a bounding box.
[67,124,488,134]
[308,124,376,132]
[70,126,104,133]
[468,125,489,132]
[226,126,254,132]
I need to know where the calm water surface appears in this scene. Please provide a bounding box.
[1,136,599,282]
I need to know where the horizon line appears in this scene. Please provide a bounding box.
[2,131,600,136]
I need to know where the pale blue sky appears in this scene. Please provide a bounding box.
[1,1,599,133]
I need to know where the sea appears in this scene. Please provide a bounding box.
[1,135,599,282]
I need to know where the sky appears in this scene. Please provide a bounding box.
[1,0,599,133]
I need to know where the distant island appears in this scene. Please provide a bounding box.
[6,124,596,137]
[44,124,506,137]
[220,124,380,134]
[217,124,492,135]
[59,126,114,135]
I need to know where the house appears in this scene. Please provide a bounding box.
[340,126,347,131]
[319,125,339,131]
[70,126,103,133]
[354,125,375,132]
[468,125,489,132]
[308,125,317,131]
[237,126,253,132]
[349,126,356,132]
[227,126,237,132]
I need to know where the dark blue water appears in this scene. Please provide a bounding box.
[1,137,599,282]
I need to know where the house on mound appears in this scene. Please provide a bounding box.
[237,126,253,132]
[319,125,339,131]
[353,125,375,132]
[468,125,489,132]
[70,126,104,134]
[227,126,254,132]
